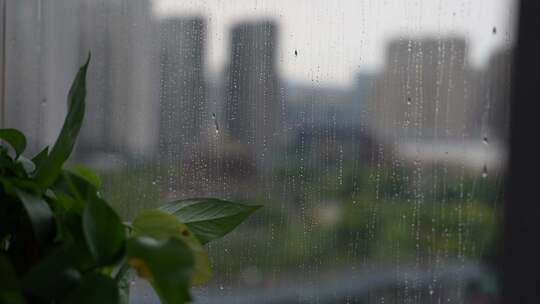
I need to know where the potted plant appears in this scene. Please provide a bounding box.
[0,56,260,304]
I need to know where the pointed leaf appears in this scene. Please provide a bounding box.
[127,236,194,304]
[159,198,261,244]
[21,247,81,301]
[82,197,125,264]
[35,56,90,189]
[55,170,99,204]
[132,210,212,285]
[69,165,101,189]
[15,190,54,244]
[0,129,26,158]
[31,146,49,171]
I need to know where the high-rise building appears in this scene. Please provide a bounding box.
[369,38,472,141]
[467,48,513,146]
[77,0,114,153]
[224,21,279,147]
[4,1,58,154]
[79,0,160,157]
[483,48,513,143]
[4,0,160,158]
[158,16,207,159]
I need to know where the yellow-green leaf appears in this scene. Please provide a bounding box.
[126,236,193,304]
[132,209,212,285]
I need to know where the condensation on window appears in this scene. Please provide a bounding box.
[3,0,517,303]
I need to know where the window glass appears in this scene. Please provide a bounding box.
[3,0,516,302]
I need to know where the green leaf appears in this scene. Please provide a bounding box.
[2,177,41,195]
[126,236,194,304]
[31,146,49,171]
[52,191,85,216]
[159,198,261,244]
[0,129,26,158]
[69,165,101,189]
[54,170,99,204]
[35,56,90,189]
[82,197,125,265]
[54,211,96,270]
[0,254,25,304]
[132,210,212,285]
[21,247,81,301]
[0,149,13,173]
[0,177,17,196]
[62,273,119,304]
[15,190,54,244]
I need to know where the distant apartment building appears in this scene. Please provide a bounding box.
[224,21,279,147]
[369,38,474,142]
[4,1,80,154]
[4,0,160,157]
[470,48,513,144]
[79,0,160,157]
[283,78,376,166]
[370,37,513,170]
[487,49,513,143]
[158,16,207,160]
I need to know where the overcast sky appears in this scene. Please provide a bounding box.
[152,0,517,87]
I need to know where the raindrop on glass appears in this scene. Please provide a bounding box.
[212,112,220,134]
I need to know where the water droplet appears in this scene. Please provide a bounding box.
[219,285,224,290]
[483,137,489,146]
[429,289,434,295]
[492,26,497,34]
[294,49,298,56]
[212,112,220,134]
[482,165,488,178]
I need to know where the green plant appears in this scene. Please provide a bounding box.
[0,56,261,304]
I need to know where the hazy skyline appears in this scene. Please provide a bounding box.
[153,0,517,87]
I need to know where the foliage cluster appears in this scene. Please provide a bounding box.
[0,57,259,304]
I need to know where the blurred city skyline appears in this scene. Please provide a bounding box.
[2,2,513,302]
[153,0,517,87]
[4,0,513,173]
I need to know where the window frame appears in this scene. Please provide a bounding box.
[505,0,540,302]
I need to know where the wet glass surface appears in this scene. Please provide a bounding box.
[3,0,516,302]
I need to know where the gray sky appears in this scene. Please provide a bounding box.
[153,0,517,87]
